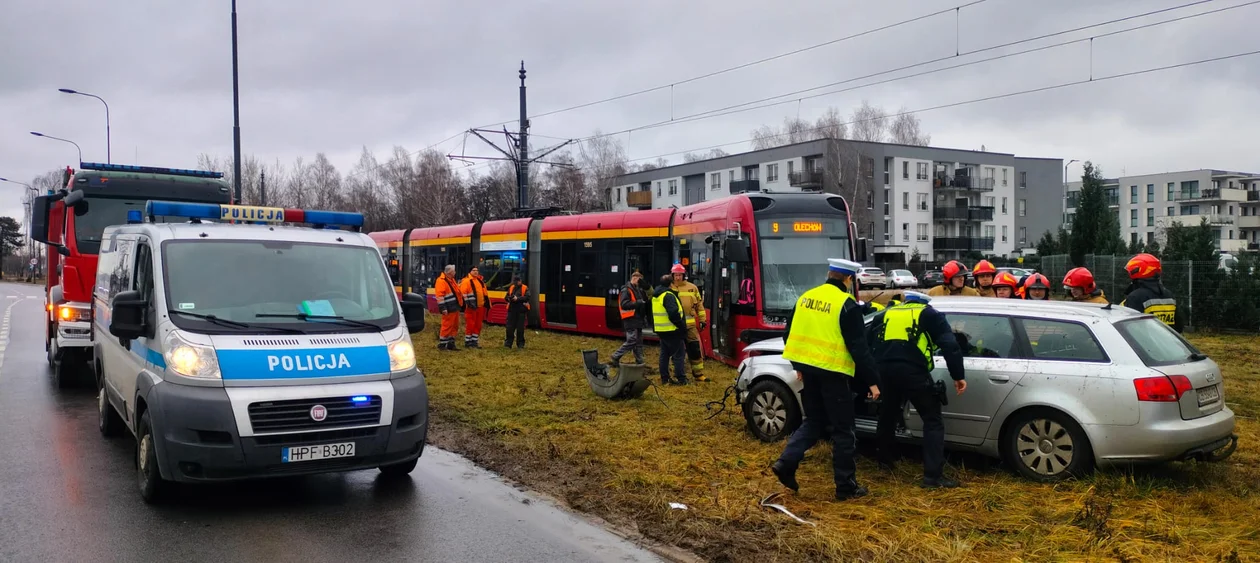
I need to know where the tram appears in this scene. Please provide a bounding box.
[369,191,864,366]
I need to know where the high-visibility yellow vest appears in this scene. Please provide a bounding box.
[652,291,682,333]
[880,303,935,370]
[781,283,855,375]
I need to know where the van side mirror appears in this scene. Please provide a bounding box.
[30,195,51,245]
[400,292,426,334]
[109,290,147,340]
[855,237,870,263]
[724,238,750,263]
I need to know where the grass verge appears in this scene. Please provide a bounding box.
[414,317,1257,562]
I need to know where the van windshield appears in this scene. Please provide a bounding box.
[162,240,398,333]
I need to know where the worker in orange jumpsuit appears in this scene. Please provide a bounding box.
[971,260,997,297]
[1063,267,1110,304]
[434,264,463,351]
[460,266,490,348]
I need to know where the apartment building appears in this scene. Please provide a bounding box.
[1064,169,1260,253]
[609,139,1063,263]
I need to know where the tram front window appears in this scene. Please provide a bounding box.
[757,218,851,313]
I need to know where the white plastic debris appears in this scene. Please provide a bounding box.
[760,493,816,527]
[668,502,688,510]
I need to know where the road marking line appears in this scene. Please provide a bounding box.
[0,297,30,374]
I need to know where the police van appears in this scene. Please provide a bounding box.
[92,200,429,503]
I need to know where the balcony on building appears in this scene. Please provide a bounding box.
[1249,242,1260,251]
[729,179,760,194]
[933,237,996,251]
[1248,190,1260,201]
[1104,189,1119,207]
[933,205,995,221]
[789,169,825,189]
[1237,215,1260,229]
[1214,238,1247,253]
[933,171,995,192]
[626,189,652,209]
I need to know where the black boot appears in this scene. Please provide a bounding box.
[835,484,869,500]
[921,476,960,489]
[771,460,799,492]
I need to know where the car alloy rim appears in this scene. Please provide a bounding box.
[98,389,106,421]
[1016,419,1074,475]
[139,434,152,476]
[752,390,787,435]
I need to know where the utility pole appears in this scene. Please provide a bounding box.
[231,0,243,204]
[448,62,575,218]
[260,171,267,206]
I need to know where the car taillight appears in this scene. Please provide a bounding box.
[1134,375,1192,402]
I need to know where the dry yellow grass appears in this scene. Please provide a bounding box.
[413,318,1258,562]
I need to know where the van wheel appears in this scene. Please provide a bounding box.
[743,380,801,443]
[379,458,418,477]
[1001,409,1094,482]
[136,411,172,504]
[98,380,123,438]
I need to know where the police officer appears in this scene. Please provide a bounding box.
[872,292,966,488]
[771,258,881,501]
[651,274,688,385]
[1122,253,1182,332]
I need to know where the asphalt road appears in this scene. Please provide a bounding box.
[0,282,664,563]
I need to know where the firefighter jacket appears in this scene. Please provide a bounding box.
[927,284,981,297]
[460,274,490,310]
[1122,278,1181,331]
[975,285,996,298]
[670,280,707,327]
[1072,289,1109,304]
[435,273,463,314]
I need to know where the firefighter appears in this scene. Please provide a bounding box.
[1063,267,1109,304]
[434,264,463,351]
[770,258,882,501]
[610,271,649,366]
[1022,273,1051,300]
[992,271,1019,298]
[504,275,530,348]
[671,263,709,382]
[651,274,688,385]
[972,260,997,297]
[872,291,966,488]
[459,266,490,348]
[926,261,980,297]
[1122,253,1182,331]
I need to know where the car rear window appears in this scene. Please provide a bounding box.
[1018,318,1108,362]
[1114,317,1202,367]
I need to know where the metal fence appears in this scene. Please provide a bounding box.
[1038,254,1259,332]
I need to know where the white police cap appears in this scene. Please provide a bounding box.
[827,258,861,275]
[903,291,931,304]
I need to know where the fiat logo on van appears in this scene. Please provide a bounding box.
[310,405,328,422]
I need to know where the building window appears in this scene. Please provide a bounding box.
[1131,232,1138,245]
[1147,231,1155,243]
[1130,185,1138,204]
[903,161,909,179]
[902,192,909,210]
[1002,169,1009,186]
[1146,208,1154,226]
[1147,184,1155,202]
[745,167,759,181]
[710,173,720,190]
[1167,206,1174,217]
[729,170,735,183]
[616,187,621,202]
[883,220,890,242]
[1167,182,1175,201]
[868,222,874,238]
[902,223,909,242]
[917,193,929,211]
[1130,208,1138,227]
[916,223,929,241]
[787,161,795,176]
[983,196,995,208]
[883,189,890,216]
[656,181,662,197]
[984,225,995,239]
[1229,204,1235,215]
[1018,199,1026,217]
[1019,226,1027,245]
[1002,197,1009,214]
[1001,225,1008,242]
[1020,171,1027,188]
[1181,205,1199,215]
[866,190,874,209]
[917,162,928,180]
[668,179,678,195]
[1181,180,1200,198]
[766,163,779,182]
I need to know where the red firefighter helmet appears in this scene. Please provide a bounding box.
[992,271,1019,290]
[1125,253,1162,280]
[670,263,686,274]
[1022,273,1051,299]
[972,260,997,276]
[942,260,966,282]
[1062,267,1097,294]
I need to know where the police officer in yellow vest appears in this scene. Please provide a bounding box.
[771,258,882,501]
[651,274,689,385]
[872,291,967,488]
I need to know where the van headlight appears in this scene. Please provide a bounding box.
[388,334,416,372]
[163,331,221,379]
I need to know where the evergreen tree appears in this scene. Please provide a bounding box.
[1070,162,1125,264]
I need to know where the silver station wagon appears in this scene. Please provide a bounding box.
[734,298,1239,481]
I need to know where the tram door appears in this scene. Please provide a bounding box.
[544,241,578,325]
[707,238,736,359]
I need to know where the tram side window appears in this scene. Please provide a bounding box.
[689,246,708,294]
[480,251,524,291]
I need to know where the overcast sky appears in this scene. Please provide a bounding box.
[2,0,1258,224]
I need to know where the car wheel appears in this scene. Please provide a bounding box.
[136,410,172,504]
[52,350,75,389]
[743,379,801,443]
[1001,409,1094,482]
[379,458,419,477]
[98,377,123,438]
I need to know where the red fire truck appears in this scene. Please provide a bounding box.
[29,162,232,387]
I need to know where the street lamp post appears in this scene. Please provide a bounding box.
[58,88,110,164]
[30,132,82,164]
[231,0,243,203]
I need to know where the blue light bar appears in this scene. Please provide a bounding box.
[146,201,220,220]
[126,210,143,224]
[351,395,369,403]
[143,200,365,231]
[79,161,225,179]
[304,209,365,228]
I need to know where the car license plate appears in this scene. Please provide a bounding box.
[1197,385,1220,406]
[282,442,355,463]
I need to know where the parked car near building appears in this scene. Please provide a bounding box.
[856,267,887,289]
[887,269,918,289]
[734,298,1238,482]
[920,269,944,288]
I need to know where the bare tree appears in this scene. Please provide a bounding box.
[849,100,888,143]
[682,148,729,163]
[889,108,931,146]
[576,132,629,213]
[540,153,589,212]
[465,161,517,221]
[345,147,397,231]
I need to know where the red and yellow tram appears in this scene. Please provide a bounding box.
[369,192,862,366]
